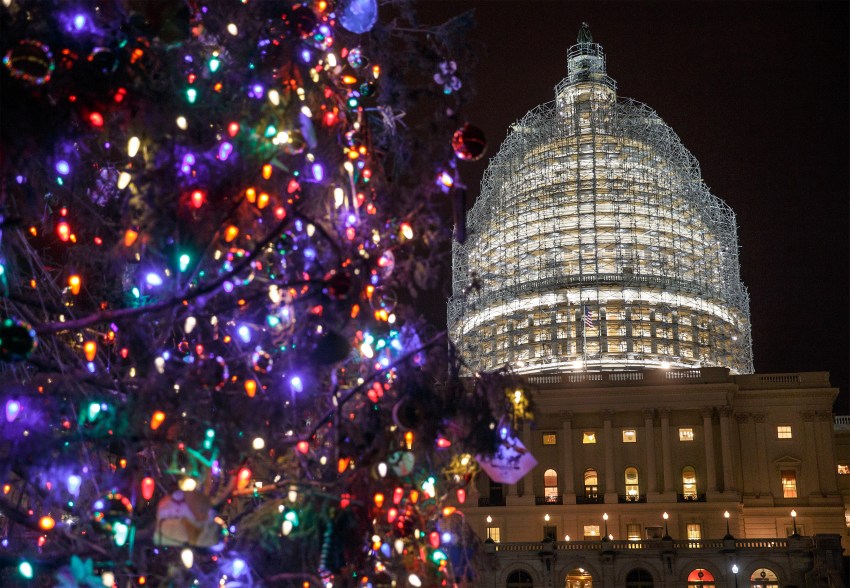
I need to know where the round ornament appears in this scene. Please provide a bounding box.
[369,287,397,314]
[195,355,228,390]
[387,450,415,477]
[86,47,119,76]
[377,250,394,277]
[282,5,318,37]
[338,0,378,34]
[392,395,425,431]
[92,492,133,533]
[3,40,55,85]
[359,81,376,98]
[252,349,273,373]
[451,124,487,161]
[346,47,366,69]
[0,317,37,361]
[313,331,351,365]
[323,271,352,300]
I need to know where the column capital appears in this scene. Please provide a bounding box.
[719,406,734,418]
[603,409,615,421]
[642,408,655,421]
[560,410,573,422]
[801,411,816,422]
[816,411,833,422]
[752,413,766,424]
[701,406,715,419]
[735,412,750,424]
[659,408,672,419]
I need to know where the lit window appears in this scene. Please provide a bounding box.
[679,428,694,441]
[686,523,701,540]
[583,524,600,539]
[777,425,792,439]
[622,429,637,443]
[624,467,640,499]
[542,433,557,445]
[626,523,641,541]
[687,568,715,587]
[583,468,599,499]
[838,464,850,475]
[682,466,697,499]
[781,470,797,498]
[582,432,596,444]
[486,527,500,543]
[544,469,559,502]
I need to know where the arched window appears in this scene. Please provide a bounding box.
[566,567,593,588]
[750,568,779,588]
[506,569,534,588]
[687,568,715,588]
[682,466,697,499]
[584,468,599,500]
[625,568,654,588]
[544,468,559,502]
[624,467,640,500]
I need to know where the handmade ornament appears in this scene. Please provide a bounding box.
[0,317,37,361]
[476,428,537,484]
[3,40,55,85]
[387,450,415,476]
[338,0,378,34]
[451,123,487,161]
[154,490,220,547]
[434,61,462,94]
[54,556,102,588]
[92,492,133,533]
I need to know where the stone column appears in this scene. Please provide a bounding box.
[753,414,770,496]
[660,408,673,494]
[736,412,754,496]
[643,408,658,494]
[719,406,735,493]
[520,420,532,498]
[802,411,820,497]
[603,410,617,502]
[561,411,576,502]
[702,407,718,493]
[816,411,839,495]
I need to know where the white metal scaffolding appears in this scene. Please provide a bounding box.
[449,35,753,375]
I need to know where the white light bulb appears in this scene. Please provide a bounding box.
[181,548,194,569]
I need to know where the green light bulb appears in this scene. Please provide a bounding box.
[19,561,34,579]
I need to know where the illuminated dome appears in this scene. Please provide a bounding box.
[449,25,753,374]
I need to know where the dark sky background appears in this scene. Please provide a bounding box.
[414,1,849,413]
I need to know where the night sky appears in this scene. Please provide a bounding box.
[416,1,849,412]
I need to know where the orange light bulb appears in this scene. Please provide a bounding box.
[150,411,166,430]
[244,380,257,397]
[68,275,82,295]
[83,341,97,362]
[39,515,55,530]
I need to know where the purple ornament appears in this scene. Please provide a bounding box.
[338,0,377,34]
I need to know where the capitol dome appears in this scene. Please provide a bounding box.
[449,25,753,375]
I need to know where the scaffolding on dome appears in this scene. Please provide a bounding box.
[448,36,753,375]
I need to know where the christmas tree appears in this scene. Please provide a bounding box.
[0,1,526,586]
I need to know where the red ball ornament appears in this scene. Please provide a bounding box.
[451,123,487,161]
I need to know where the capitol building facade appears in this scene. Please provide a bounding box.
[449,26,848,588]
